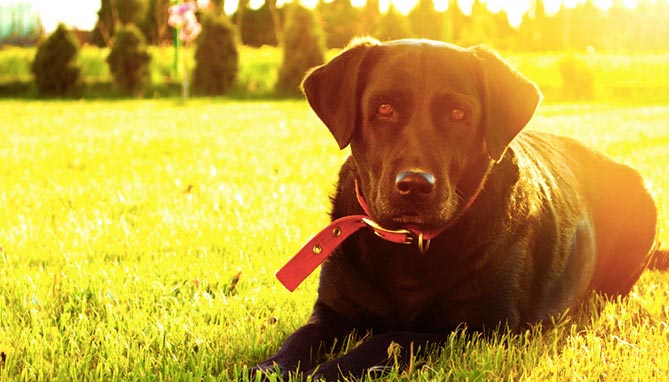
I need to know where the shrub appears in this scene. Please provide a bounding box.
[106,24,152,96]
[558,54,595,100]
[30,23,82,96]
[192,13,239,96]
[275,3,325,97]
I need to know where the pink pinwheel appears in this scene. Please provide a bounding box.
[168,1,203,101]
[168,1,201,43]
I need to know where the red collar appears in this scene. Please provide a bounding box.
[276,159,493,291]
[275,181,448,292]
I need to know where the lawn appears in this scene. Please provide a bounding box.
[0,99,667,381]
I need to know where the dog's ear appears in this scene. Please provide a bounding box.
[301,37,380,149]
[472,45,542,162]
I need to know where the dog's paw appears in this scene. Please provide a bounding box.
[247,361,288,381]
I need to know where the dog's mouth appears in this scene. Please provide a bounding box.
[378,211,454,233]
[389,214,436,227]
[355,177,460,232]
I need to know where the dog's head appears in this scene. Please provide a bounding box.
[302,38,541,230]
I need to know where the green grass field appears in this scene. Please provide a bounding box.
[0,99,668,381]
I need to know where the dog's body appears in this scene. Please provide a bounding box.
[252,38,660,380]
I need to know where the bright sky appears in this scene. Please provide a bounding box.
[9,0,102,33]
[13,0,647,33]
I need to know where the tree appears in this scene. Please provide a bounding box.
[107,24,152,96]
[408,0,444,40]
[238,3,280,46]
[115,0,147,26]
[192,13,239,95]
[447,0,469,44]
[91,0,114,46]
[266,0,283,45]
[558,54,594,100]
[234,0,250,43]
[31,23,82,96]
[373,6,413,41]
[211,0,225,12]
[457,0,497,46]
[361,0,381,35]
[142,0,171,45]
[276,3,325,96]
[319,0,362,49]
[91,0,148,46]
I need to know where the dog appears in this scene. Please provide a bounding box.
[250,37,662,381]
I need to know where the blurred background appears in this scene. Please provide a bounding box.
[1,0,668,101]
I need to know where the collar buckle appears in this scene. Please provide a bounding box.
[362,218,431,254]
[361,218,414,244]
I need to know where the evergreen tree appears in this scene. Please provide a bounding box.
[373,6,413,41]
[115,0,147,26]
[361,0,381,35]
[276,3,325,97]
[107,24,152,96]
[266,0,283,45]
[142,0,171,45]
[193,13,239,95]
[234,0,250,44]
[319,0,362,49]
[91,0,114,46]
[238,3,280,46]
[408,0,444,40]
[92,0,148,46]
[211,0,225,13]
[558,54,594,100]
[31,23,82,96]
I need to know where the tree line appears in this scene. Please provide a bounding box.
[91,0,669,51]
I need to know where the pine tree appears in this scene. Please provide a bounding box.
[409,0,443,40]
[31,23,82,96]
[193,13,239,95]
[373,6,413,41]
[275,4,325,97]
[319,0,362,49]
[106,24,152,96]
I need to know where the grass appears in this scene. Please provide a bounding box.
[1,45,668,101]
[0,99,667,381]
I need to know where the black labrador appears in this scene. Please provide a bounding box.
[251,37,662,381]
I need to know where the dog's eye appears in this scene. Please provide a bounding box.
[377,103,394,118]
[450,108,466,122]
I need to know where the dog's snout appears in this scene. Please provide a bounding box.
[395,170,436,196]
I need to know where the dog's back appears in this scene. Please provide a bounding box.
[511,131,657,295]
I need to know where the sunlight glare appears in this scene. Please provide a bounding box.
[29,0,656,35]
[593,0,613,10]
[434,0,449,12]
[33,0,100,33]
[458,0,474,15]
[624,0,638,8]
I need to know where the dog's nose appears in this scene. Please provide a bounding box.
[395,170,436,196]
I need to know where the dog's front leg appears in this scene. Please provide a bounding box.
[250,302,353,379]
[309,331,449,381]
